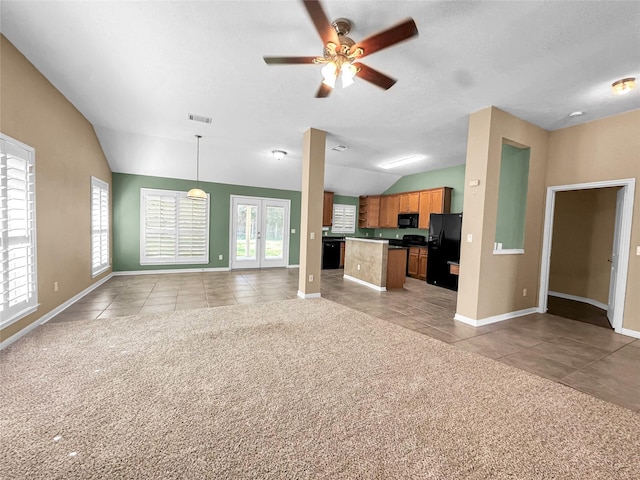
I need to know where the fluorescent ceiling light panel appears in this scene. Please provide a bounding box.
[379,154,426,170]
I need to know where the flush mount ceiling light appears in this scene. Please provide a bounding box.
[187,135,207,200]
[379,154,426,170]
[611,77,636,95]
[569,111,585,118]
[272,150,287,161]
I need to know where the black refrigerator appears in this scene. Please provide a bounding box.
[427,213,462,291]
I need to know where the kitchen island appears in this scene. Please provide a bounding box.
[343,237,407,290]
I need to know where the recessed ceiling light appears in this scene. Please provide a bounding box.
[569,111,585,117]
[379,154,426,170]
[611,77,636,96]
[331,145,348,152]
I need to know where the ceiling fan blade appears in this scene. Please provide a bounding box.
[315,82,332,98]
[352,18,418,58]
[355,63,397,90]
[264,56,317,65]
[302,0,339,46]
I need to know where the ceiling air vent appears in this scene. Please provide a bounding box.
[331,145,348,152]
[188,113,212,124]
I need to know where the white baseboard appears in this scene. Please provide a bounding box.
[113,267,231,276]
[619,327,640,339]
[548,291,608,311]
[343,274,387,292]
[454,307,540,327]
[0,273,114,350]
[287,264,299,269]
[297,291,321,299]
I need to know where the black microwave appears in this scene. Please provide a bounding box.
[398,213,419,229]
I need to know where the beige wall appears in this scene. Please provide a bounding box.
[1,36,112,342]
[547,110,640,331]
[549,188,617,305]
[458,107,550,320]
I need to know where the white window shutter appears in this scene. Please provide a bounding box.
[91,177,109,276]
[140,188,209,265]
[1,134,38,328]
[331,204,356,234]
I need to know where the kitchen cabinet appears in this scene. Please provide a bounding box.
[418,187,452,229]
[358,195,381,228]
[418,248,428,280]
[399,192,420,213]
[379,194,400,228]
[339,241,345,268]
[408,246,427,280]
[323,191,334,227]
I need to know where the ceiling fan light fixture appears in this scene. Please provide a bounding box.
[341,63,357,88]
[611,77,636,95]
[187,135,207,201]
[321,62,338,88]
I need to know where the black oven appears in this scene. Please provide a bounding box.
[398,213,418,229]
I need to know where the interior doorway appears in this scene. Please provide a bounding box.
[230,196,290,269]
[539,179,635,334]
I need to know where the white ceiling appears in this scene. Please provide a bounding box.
[1,1,639,196]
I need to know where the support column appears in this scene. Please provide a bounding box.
[298,128,326,298]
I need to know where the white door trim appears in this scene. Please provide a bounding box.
[538,178,635,333]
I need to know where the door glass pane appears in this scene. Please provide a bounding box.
[264,205,284,259]
[236,204,257,260]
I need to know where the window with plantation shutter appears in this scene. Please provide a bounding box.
[140,188,209,265]
[91,177,110,276]
[332,204,356,234]
[1,134,38,328]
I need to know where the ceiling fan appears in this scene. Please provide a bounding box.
[263,0,419,98]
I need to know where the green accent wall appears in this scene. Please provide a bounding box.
[374,164,466,237]
[112,173,303,271]
[383,164,466,212]
[495,145,530,249]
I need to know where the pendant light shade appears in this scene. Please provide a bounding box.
[187,135,207,200]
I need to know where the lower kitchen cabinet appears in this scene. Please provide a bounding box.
[408,247,427,280]
[418,248,428,280]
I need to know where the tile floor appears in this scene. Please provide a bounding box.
[51,268,640,412]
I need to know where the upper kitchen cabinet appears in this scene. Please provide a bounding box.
[398,192,420,213]
[323,191,334,226]
[418,187,452,229]
[358,195,381,228]
[379,194,400,228]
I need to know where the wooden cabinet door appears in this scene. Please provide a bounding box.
[339,241,345,267]
[385,195,400,227]
[323,191,334,226]
[399,192,419,213]
[418,191,432,229]
[366,195,381,228]
[408,247,419,277]
[418,248,428,280]
[380,195,399,228]
[430,188,444,214]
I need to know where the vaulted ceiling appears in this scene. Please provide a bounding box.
[1,1,639,196]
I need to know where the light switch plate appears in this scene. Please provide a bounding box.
[466,234,473,243]
[637,245,640,256]
[310,232,315,240]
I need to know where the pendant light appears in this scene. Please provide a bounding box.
[187,135,207,200]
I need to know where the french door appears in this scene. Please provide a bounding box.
[230,196,290,269]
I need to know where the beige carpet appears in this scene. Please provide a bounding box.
[1,298,638,479]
